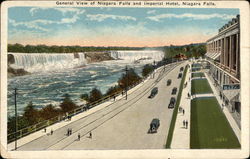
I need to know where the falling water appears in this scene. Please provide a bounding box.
[110,50,164,63]
[9,53,87,73]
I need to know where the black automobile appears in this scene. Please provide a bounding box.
[178,73,182,78]
[172,87,177,95]
[167,79,172,86]
[168,97,176,108]
[149,118,160,133]
[148,87,158,98]
[180,67,184,72]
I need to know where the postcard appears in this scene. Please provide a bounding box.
[1,1,249,158]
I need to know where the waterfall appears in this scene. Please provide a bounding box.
[9,52,87,73]
[110,50,164,63]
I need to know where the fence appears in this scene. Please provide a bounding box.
[7,60,181,143]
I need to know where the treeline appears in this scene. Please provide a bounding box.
[8,43,145,53]
[8,94,77,134]
[8,65,154,135]
[163,43,206,58]
[8,43,206,57]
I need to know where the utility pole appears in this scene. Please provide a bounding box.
[125,66,128,100]
[153,60,156,78]
[14,88,17,150]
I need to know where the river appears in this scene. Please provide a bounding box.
[7,50,164,116]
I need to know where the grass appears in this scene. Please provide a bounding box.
[165,65,188,148]
[192,64,202,68]
[191,79,213,95]
[192,72,205,78]
[190,97,241,148]
[192,68,201,72]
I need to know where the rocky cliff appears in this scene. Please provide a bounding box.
[84,52,114,63]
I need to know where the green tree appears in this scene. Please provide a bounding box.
[88,88,103,103]
[40,104,60,120]
[80,93,89,101]
[23,101,40,125]
[118,68,142,89]
[105,85,122,96]
[59,94,77,113]
[142,64,154,77]
[7,116,29,134]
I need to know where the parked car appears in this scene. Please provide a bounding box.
[178,73,182,78]
[180,67,184,71]
[172,87,177,95]
[168,97,176,108]
[149,118,160,133]
[167,79,172,86]
[148,87,158,98]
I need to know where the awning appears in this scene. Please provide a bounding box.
[223,89,240,102]
[205,52,221,60]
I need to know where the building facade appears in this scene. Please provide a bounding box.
[205,15,241,121]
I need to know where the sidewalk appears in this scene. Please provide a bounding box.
[204,72,241,144]
[171,63,191,149]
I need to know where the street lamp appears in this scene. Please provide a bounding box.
[153,60,156,78]
[125,66,128,100]
[14,88,18,150]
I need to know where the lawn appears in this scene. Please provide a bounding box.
[192,63,201,68]
[192,68,201,72]
[190,97,241,148]
[192,72,205,78]
[191,79,213,95]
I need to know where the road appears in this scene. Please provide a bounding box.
[17,61,186,150]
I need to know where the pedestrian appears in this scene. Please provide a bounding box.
[122,91,124,96]
[44,128,46,133]
[50,129,53,135]
[113,95,116,101]
[78,133,81,141]
[183,120,185,127]
[89,131,92,139]
[67,128,69,136]
[186,120,188,129]
[70,128,72,135]
[183,109,185,115]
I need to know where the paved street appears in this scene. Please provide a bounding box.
[14,62,187,150]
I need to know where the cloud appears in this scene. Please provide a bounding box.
[147,10,156,14]
[30,7,85,16]
[9,19,50,32]
[147,13,236,22]
[10,8,85,31]
[86,14,136,22]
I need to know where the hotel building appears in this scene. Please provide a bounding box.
[205,15,241,126]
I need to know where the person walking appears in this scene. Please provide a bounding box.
[44,128,46,133]
[67,128,69,136]
[186,120,188,129]
[89,131,92,139]
[183,109,185,115]
[50,129,53,135]
[78,133,81,141]
[183,120,185,128]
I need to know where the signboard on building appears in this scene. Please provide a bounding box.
[223,84,240,90]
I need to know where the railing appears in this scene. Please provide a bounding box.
[7,60,182,143]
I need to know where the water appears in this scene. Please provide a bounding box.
[9,52,87,73]
[7,50,164,117]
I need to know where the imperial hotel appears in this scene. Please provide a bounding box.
[205,15,240,127]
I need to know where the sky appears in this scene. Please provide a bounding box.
[8,7,239,47]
